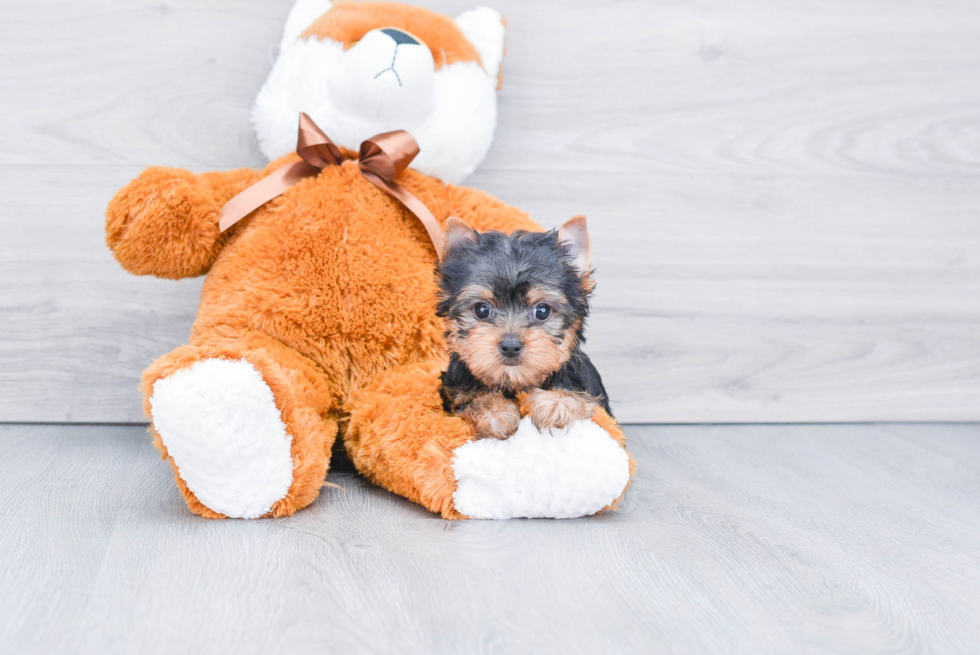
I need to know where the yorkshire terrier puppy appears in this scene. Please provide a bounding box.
[437,216,611,439]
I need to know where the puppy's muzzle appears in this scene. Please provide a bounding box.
[499,335,524,363]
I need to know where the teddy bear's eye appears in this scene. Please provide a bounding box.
[534,303,552,321]
[474,302,491,320]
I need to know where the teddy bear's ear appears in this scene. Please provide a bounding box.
[279,0,333,51]
[558,215,592,277]
[455,7,506,80]
[444,217,479,258]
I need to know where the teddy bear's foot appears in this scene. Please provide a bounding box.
[149,358,296,519]
[347,361,635,520]
[451,417,632,520]
[144,340,339,519]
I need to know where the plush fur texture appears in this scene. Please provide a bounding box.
[150,358,295,519]
[106,1,634,520]
[254,1,504,183]
[302,2,482,67]
[280,0,335,51]
[452,417,631,519]
[140,335,339,519]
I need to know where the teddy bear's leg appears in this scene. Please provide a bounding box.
[345,361,635,520]
[141,337,339,519]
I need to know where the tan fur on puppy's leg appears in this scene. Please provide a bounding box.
[520,389,596,432]
[458,392,521,440]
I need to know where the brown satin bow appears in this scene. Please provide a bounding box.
[218,113,444,257]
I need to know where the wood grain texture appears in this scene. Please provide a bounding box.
[2,423,980,654]
[0,0,978,422]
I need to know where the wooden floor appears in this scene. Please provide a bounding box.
[2,423,979,654]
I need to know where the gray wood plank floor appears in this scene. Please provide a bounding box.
[2,0,979,424]
[2,423,979,654]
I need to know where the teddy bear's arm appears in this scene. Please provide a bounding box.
[443,184,543,233]
[105,166,264,280]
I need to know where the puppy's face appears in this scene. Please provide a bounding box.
[437,217,594,390]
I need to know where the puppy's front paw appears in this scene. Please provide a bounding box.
[460,393,522,440]
[521,389,597,432]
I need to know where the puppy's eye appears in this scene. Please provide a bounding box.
[474,302,492,320]
[534,303,552,321]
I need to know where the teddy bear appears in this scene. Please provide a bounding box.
[105,0,634,520]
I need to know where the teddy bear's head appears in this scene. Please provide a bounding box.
[253,1,506,184]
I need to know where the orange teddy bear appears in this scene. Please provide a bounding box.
[106,0,634,520]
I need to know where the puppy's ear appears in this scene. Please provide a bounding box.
[558,215,592,276]
[444,217,479,259]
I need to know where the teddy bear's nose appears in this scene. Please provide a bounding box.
[380,27,420,46]
[326,25,435,127]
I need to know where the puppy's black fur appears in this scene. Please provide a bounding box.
[437,223,612,418]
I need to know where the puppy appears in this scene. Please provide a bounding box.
[437,216,611,439]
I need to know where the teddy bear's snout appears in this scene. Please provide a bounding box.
[326,27,436,129]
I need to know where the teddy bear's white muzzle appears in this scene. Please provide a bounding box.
[327,27,435,130]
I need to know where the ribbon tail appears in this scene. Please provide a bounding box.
[219,159,320,232]
[361,169,445,259]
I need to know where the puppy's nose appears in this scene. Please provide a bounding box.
[380,27,420,45]
[499,336,524,358]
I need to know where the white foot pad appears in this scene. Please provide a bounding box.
[149,358,295,519]
[451,417,631,520]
